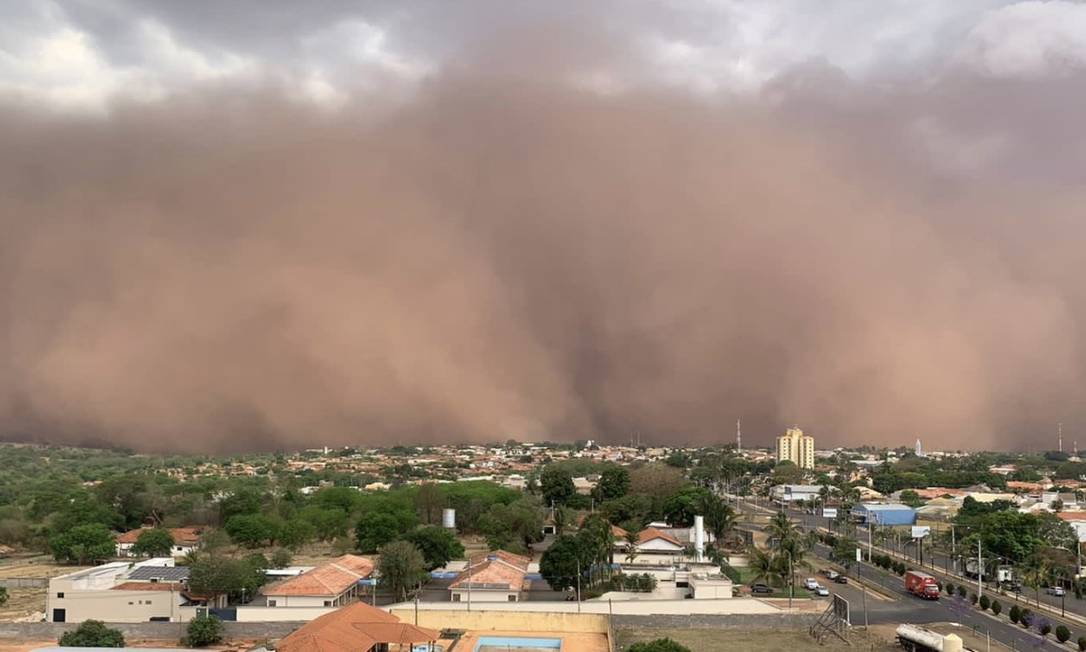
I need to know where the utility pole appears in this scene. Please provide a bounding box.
[1059,423,1064,454]
[977,539,983,600]
[576,558,582,613]
[951,525,957,573]
[862,581,868,630]
[737,418,742,452]
[868,521,874,562]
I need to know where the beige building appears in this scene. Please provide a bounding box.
[776,427,815,469]
[46,559,206,623]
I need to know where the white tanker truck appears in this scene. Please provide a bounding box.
[896,624,975,652]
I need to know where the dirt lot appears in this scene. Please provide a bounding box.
[0,555,90,623]
[614,627,900,651]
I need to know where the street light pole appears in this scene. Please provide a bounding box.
[977,539,983,600]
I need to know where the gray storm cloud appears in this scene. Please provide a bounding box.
[2,3,1085,452]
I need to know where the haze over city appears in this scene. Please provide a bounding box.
[4,1,1086,452]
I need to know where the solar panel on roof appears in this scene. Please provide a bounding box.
[127,566,190,581]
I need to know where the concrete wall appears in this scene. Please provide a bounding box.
[234,606,334,622]
[389,608,609,634]
[0,577,47,588]
[450,589,518,603]
[0,621,306,642]
[613,613,818,630]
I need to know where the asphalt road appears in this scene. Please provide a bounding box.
[786,506,1081,621]
[734,497,1073,650]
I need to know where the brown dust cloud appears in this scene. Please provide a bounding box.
[2,38,1086,453]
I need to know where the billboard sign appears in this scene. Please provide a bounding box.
[911,526,931,539]
[823,508,838,519]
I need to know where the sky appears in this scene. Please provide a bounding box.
[3,1,1086,452]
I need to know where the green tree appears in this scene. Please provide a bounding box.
[299,506,350,541]
[278,518,317,549]
[377,540,427,601]
[225,514,279,548]
[59,620,125,647]
[188,556,266,602]
[540,534,584,592]
[270,548,293,569]
[991,599,1002,616]
[1057,625,1071,644]
[594,466,630,501]
[899,490,924,508]
[355,512,401,553]
[50,523,116,564]
[540,467,575,507]
[628,639,692,652]
[661,486,711,527]
[770,461,805,485]
[404,526,465,570]
[0,586,7,606]
[131,528,175,557]
[185,614,224,647]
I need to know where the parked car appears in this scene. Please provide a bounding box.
[826,570,840,580]
[814,584,830,597]
[803,578,819,590]
[1047,586,1066,597]
[833,575,848,584]
[750,583,774,594]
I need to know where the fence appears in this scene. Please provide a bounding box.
[0,578,48,588]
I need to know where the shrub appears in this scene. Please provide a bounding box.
[1077,636,1086,651]
[185,615,224,648]
[1056,625,1071,644]
[1040,622,1052,638]
[627,638,692,652]
[979,595,989,610]
[1009,605,1021,624]
[969,593,978,605]
[1020,609,1032,628]
[59,620,125,647]
[0,587,7,606]
[991,599,1002,616]
[957,585,967,598]
[945,582,955,595]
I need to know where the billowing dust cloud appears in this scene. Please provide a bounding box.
[2,69,1085,452]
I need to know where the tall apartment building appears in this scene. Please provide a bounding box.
[776,427,815,469]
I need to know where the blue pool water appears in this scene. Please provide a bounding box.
[473,636,562,650]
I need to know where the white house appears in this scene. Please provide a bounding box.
[115,527,205,558]
[449,550,529,603]
[262,555,374,608]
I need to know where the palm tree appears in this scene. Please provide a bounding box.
[747,545,787,588]
[1021,554,1050,608]
[767,511,797,550]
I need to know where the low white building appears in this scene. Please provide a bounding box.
[688,573,734,599]
[449,551,529,603]
[770,485,824,505]
[262,555,374,608]
[46,558,206,623]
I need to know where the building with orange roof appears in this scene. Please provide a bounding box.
[275,601,438,652]
[634,527,684,555]
[115,527,206,558]
[263,555,375,608]
[449,550,530,603]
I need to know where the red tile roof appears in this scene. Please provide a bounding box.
[115,527,205,545]
[264,555,375,597]
[637,527,683,547]
[451,550,530,592]
[276,601,438,652]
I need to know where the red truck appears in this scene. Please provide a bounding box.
[904,570,940,600]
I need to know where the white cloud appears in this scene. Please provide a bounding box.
[957,0,1086,77]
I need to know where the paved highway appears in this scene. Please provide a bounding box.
[733,497,1073,650]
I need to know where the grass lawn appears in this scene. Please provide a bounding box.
[734,566,816,599]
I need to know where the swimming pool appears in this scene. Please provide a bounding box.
[473,635,562,651]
